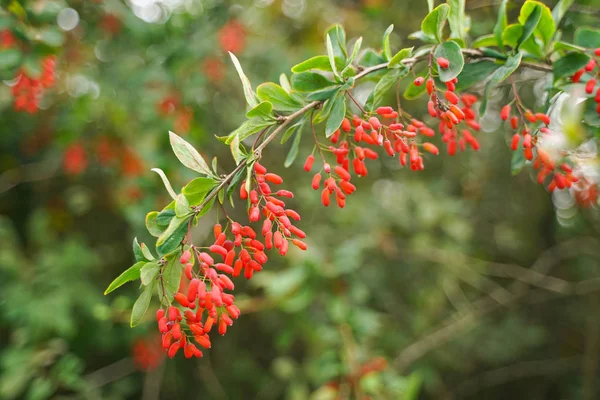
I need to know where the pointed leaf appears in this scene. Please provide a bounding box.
[388,47,414,68]
[517,4,541,50]
[246,101,273,119]
[169,131,213,176]
[229,52,257,107]
[382,25,394,60]
[448,0,467,41]
[325,24,347,60]
[422,4,450,43]
[518,1,555,48]
[130,283,153,327]
[284,125,303,167]
[256,83,302,112]
[291,72,337,92]
[151,168,177,200]
[553,52,591,79]
[291,56,345,73]
[105,261,146,295]
[225,118,274,144]
[182,177,218,205]
[494,0,508,48]
[325,95,346,138]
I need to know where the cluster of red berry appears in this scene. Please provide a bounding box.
[420,57,481,155]
[242,162,307,255]
[12,56,56,114]
[156,162,306,359]
[131,336,165,370]
[1,29,15,48]
[572,49,600,115]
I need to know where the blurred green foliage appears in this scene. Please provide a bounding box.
[2,0,600,399]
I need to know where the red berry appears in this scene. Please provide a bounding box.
[501,105,511,121]
[437,57,449,69]
[414,77,424,86]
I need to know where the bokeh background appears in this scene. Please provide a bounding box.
[2,0,600,399]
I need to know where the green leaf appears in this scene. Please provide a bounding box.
[472,34,498,48]
[388,47,414,68]
[346,37,363,69]
[553,53,591,79]
[511,149,526,175]
[553,41,585,53]
[518,1,555,48]
[140,262,160,286]
[256,83,302,112]
[427,0,434,12]
[575,27,600,49]
[552,0,575,26]
[284,126,302,168]
[502,24,524,48]
[182,177,218,205]
[325,24,347,60]
[494,0,508,48]
[145,212,163,237]
[517,4,541,50]
[156,216,189,256]
[134,238,155,262]
[408,30,438,44]
[359,48,387,68]
[382,24,394,61]
[455,61,501,91]
[448,0,467,41]
[157,253,183,306]
[130,283,153,327]
[326,35,339,78]
[156,207,175,226]
[230,134,247,165]
[104,261,146,295]
[366,68,406,110]
[291,72,337,92]
[38,27,65,47]
[281,120,305,144]
[422,4,450,43]
[225,118,274,144]
[404,71,429,100]
[307,86,341,101]
[325,95,346,138]
[291,56,345,73]
[433,41,464,82]
[151,168,177,200]
[584,97,600,127]
[0,48,21,70]
[480,52,523,115]
[175,194,191,217]
[246,101,273,119]
[168,131,213,177]
[229,52,257,107]
[279,73,292,92]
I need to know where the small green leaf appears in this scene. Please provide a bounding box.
[281,120,305,144]
[518,1,555,48]
[246,101,273,119]
[284,127,302,168]
[157,253,183,306]
[140,262,160,286]
[480,52,523,115]
[256,82,302,112]
[346,37,363,69]
[156,216,189,256]
[366,68,406,110]
[145,212,163,237]
[151,168,177,200]
[511,149,526,175]
[307,86,341,101]
[553,53,591,79]
[130,283,153,327]
[455,61,501,91]
[156,207,175,226]
[502,24,524,48]
[134,238,155,262]
[494,0,508,48]
[517,4,541,50]
[552,0,575,27]
[359,48,387,68]
[422,4,450,43]
[326,35,339,78]
[448,0,467,41]
[225,118,275,144]
[433,41,464,82]
[291,72,337,92]
[472,34,498,48]
[229,52,257,107]
[182,177,218,205]
[325,24,347,60]
[104,261,146,295]
[325,95,346,138]
[291,56,345,73]
[0,48,21,70]
[279,73,292,92]
[382,24,394,61]
[175,194,191,217]
[169,131,213,177]
[388,47,413,68]
[230,134,247,165]
[575,27,600,49]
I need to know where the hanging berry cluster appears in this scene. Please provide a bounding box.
[572,49,600,116]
